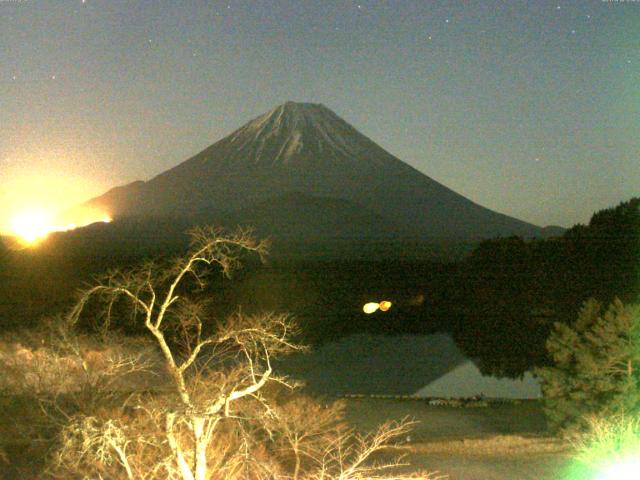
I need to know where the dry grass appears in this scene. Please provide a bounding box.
[1,393,574,480]
[401,436,573,480]
[339,398,575,480]
[406,435,569,456]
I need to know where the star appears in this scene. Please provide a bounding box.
[445,18,450,23]
[51,75,56,80]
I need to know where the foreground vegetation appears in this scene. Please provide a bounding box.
[1,394,574,479]
[537,299,640,433]
[0,197,637,478]
[1,227,435,479]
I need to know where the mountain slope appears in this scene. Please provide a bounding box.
[218,192,413,240]
[87,101,548,239]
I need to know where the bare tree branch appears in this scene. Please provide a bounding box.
[22,226,438,480]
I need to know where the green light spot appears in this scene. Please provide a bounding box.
[597,457,640,480]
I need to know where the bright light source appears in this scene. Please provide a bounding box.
[597,457,640,480]
[10,209,54,244]
[8,207,112,247]
[379,300,392,312]
[363,301,393,314]
[363,302,380,314]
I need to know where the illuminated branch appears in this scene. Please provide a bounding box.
[38,226,435,480]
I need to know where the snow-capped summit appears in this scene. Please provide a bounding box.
[85,101,547,240]
[198,101,398,171]
[226,101,368,165]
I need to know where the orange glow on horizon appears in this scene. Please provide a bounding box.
[10,209,54,244]
[8,207,112,246]
[2,168,111,242]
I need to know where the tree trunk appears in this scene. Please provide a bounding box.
[166,413,196,480]
[293,438,301,480]
[192,416,208,480]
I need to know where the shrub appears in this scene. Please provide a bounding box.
[536,299,640,433]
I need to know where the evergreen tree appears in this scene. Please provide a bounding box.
[536,299,640,433]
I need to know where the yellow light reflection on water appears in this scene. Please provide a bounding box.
[363,302,380,314]
[379,301,392,312]
[363,301,393,314]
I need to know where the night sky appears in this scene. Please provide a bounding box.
[1,0,638,233]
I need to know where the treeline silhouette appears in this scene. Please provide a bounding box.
[451,197,639,377]
[0,198,637,378]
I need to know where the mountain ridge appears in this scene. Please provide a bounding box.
[85,101,557,240]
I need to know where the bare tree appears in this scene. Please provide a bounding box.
[266,395,347,480]
[39,226,440,479]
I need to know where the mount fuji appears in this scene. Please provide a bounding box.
[84,102,556,241]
